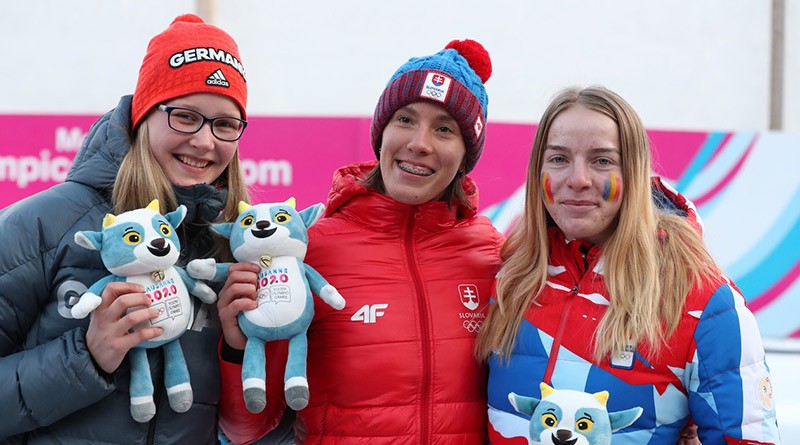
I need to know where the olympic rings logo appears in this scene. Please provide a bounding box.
[463,320,483,332]
[426,90,443,98]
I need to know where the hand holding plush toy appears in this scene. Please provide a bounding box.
[71,199,217,422]
[509,382,643,445]
[188,198,345,413]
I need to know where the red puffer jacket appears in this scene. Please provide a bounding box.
[219,161,504,444]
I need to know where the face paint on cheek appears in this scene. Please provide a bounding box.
[602,174,622,203]
[541,172,554,204]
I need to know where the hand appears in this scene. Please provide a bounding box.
[85,282,163,374]
[677,423,701,445]
[217,262,260,350]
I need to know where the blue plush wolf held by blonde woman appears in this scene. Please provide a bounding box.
[509,383,642,445]
[188,198,346,413]
[70,200,218,423]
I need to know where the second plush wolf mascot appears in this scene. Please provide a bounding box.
[188,198,346,413]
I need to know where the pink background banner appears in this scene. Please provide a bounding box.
[3,114,800,340]
[0,115,540,210]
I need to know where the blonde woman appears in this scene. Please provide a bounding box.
[476,86,780,444]
[0,14,252,443]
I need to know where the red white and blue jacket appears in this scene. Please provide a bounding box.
[219,161,504,444]
[487,181,780,445]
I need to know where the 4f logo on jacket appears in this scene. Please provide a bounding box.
[351,304,388,323]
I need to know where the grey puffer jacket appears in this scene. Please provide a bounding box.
[0,95,227,444]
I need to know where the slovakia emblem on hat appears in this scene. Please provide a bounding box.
[420,72,451,104]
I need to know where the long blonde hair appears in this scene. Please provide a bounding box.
[475,86,720,362]
[112,121,249,258]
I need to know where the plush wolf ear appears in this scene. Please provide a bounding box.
[508,392,541,416]
[593,390,610,406]
[74,230,103,251]
[298,202,325,229]
[165,205,187,229]
[211,222,235,239]
[540,382,556,398]
[146,199,160,212]
[238,201,252,214]
[102,213,117,228]
[609,406,643,432]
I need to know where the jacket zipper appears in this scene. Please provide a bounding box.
[405,208,431,443]
[543,250,588,385]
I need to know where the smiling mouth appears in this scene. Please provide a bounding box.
[398,161,433,177]
[177,155,210,168]
[147,244,171,257]
[252,227,277,238]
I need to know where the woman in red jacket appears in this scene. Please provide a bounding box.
[216,40,505,444]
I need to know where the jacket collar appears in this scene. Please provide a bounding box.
[173,183,227,225]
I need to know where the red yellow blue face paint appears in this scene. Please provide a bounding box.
[542,172,554,204]
[602,174,622,203]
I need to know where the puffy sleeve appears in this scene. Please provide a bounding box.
[687,282,781,444]
[0,188,114,438]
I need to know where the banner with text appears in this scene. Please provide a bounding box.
[1,114,798,339]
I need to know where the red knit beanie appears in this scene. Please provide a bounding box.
[131,14,247,130]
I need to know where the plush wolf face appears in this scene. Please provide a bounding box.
[212,198,320,263]
[509,383,642,445]
[75,200,185,276]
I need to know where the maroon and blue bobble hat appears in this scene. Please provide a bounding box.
[131,14,248,130]
[370,39,492,173]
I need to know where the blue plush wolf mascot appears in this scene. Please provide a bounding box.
[71,199,217,423]
[508,382,643,445]
[188,198,346,413]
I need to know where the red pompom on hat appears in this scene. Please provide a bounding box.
[444,39,492,83]
[131,14,248,130]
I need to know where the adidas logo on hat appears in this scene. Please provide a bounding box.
[206,69,230,87]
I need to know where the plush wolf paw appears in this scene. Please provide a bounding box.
[71,292,103,319]
[167,385,193,413]
[131,397,156,423]
[187,258,217,280]
[285,376,310,411]
[191,281,217,304]
[243,377,267,413]
[319,285,346,310]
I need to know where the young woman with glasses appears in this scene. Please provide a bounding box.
[0,14,254,444]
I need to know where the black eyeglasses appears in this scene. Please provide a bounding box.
[157,104,248,142]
